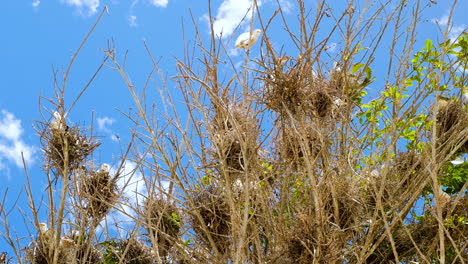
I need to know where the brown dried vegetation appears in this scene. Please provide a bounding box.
[2,1,467,264]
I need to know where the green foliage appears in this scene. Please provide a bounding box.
[163,212,182,229]
[99,240,119,264]
[441,161,468,194]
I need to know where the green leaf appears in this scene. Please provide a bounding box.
[351,63,365,74]
[424,39,433,51]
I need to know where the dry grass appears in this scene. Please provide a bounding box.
[1,1,467,263]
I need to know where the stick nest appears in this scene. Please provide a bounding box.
[42,124,100,177]
[78,168,118,219]
[143,196,182,257]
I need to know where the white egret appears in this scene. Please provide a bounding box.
[450,157,465,165]
[235,29,262,49]
[51,111,66,131]
[39,223,49,235]
[98,163,110,173]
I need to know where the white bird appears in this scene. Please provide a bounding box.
[38,222,53,241]
[51,111,66,131]
[450,157,465,166]
[60,236,75,248]
[98,163,110,173]
[232,178,243,194]
[69,230,80,239]
[235,29,262,49]
[332,96,345,107]
[39,222,49,234]
[332,61,342,72]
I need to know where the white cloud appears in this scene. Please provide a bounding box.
[432,13,449,26]
[325,42,337,53]
[0,110,35,172]
[97,116,118,141]
[104,161,146,226]
[228,47,241,57]
[61,0,100,16]
[278,0,293,13]
[432,11,466,41]
[211,0,259,38]
[97,116,115,132]
[117,161,147,201]
[150,0,168,8]
[448,25,466,41]
[103,161,171,229]
[32,0,40,8]
[128,15,138,27]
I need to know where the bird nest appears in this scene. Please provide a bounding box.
[368,151,424,208]
[278,131,323,164]
[388,151,424,192]
[284,233,316,264]
[275,120,330,170]
[78,168,118,219]
[369,195,468,263]
[189,185,231,255]
[436,102,468,153]
[143,196,182,257]
[261,60,359,119]
[42,124,100,177]
[210,105,259,173]
[24,238,100,264]
[101,238,154,264]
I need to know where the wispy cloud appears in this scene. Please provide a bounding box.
[0,110,35,176]
[97,116,115,132]
[150,0,168,8]
[325,42,337,53]
[32,0,40,8]
[128,15,138,27]
[278,0,293,13]
[432,13,449,26]
[61,0,100,16]
[432,11,466,41]
[107,161,147,226]
[448,25,466,41]
[210,0,259,38]
[432,11,467,73]
[103,161,170,230]
[96,116,119,141]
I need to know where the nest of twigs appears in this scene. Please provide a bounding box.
[189,185,231,255]
[283,219,316,264]
[261,59,360,119]
[278,130,322,164]
[72,242,102,264]
[369,194,468,263]
[102,238,154,264]
[24,240,66,264]
[42,123,100,176]
[275,172,365,263]
[436,102,468,153]
[325,176,366,231]
[211,104,259,173]
[24,238,100,264]
[388,151,424,192]
[368,151,424,208]
[143,196,181,257]
[78,168,118,219]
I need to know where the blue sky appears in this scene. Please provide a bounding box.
[0,0,467,255]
